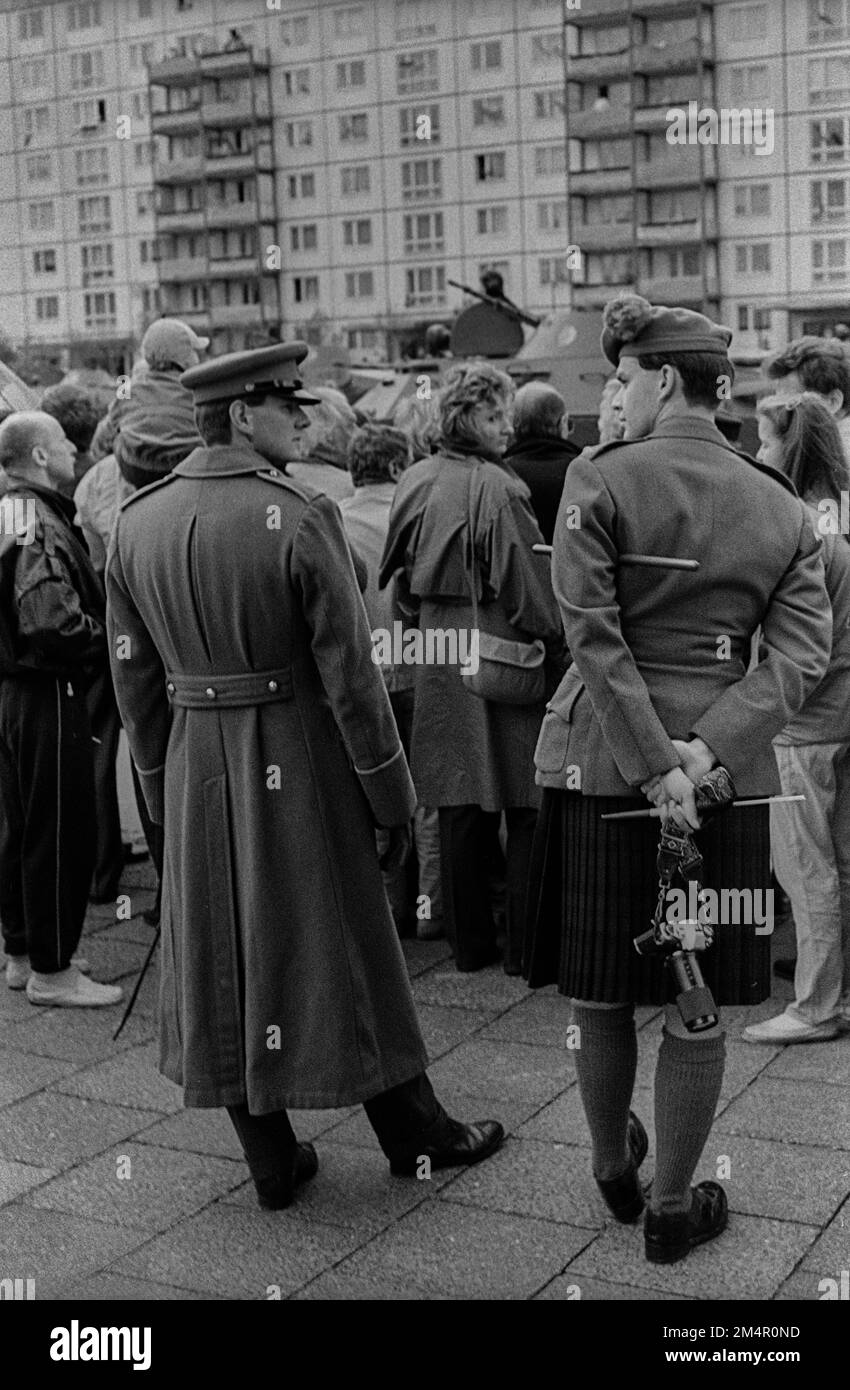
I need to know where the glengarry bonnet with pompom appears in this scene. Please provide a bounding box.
[601,294,733,366]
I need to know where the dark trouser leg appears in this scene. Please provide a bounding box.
[21,679,96,973]
[0,705,26,959]
[438,804,499,970]
[130,758,164,918]
[226,1103,297,1185]
[503,807,538,975]
[363,1072,448,1157]
[87,665,124,900]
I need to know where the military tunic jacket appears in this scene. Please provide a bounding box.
[535,416,833,797]
[106,443,427,1111]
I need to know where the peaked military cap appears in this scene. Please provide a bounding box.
[180,342,321,406]
[601,294,732,367]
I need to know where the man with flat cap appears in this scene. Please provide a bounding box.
[523,296,832,1263]
[106,341,503,1210]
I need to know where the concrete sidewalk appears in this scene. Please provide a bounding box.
[1,861,848,1301]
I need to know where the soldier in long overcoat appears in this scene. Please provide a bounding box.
[106,343,502,1210]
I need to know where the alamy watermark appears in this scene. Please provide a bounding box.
[0,497,36,546]
[665,883,774,936]
[371,622,479,674]
[666,101,774,157]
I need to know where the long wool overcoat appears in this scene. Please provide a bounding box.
[106,443,428,1112]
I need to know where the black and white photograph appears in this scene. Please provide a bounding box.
[0,0,848,1343]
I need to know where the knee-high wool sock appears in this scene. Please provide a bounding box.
[652,1028,726,1215]
[571,1002,638,1181]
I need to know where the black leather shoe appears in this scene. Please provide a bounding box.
[594,1111,649,1223]
[389,1118,504,1176]
[255,1142,319,1211]
[645,1181,728,1264]
[773,957,796,982]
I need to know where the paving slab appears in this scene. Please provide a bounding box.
[427,1039,572,1104]
[0,1048,79,1106]
[95,920,161,947]
[536,1274,695,1301]
[2,1005,155,1064]
[439,1136,606,1229]
[113,1202,360,1299]
[53,1042,183,1114]
[717,1078,850,1150]
[53,1273,225,1301]
[133,1108,247,1161]
[293,1270,455,1300]
[0,1091,162,1168]
[24,1142,245,1232]
[762,1035,850,1085]
[0,1158,56,1207]
[0,1205,151,1293]
[69,934,150,983]
[775,1268,846,1301]
[401,938,453,978]
[333,1201,591,1299]
[799,1198,850,1274]
[323,1089,542,1151]
[222,1142,458,1234]
[0,984,35,1022]
[416,1004,498,1058]
[480,994,584,1050]
[563,1213,820,1301]
[692,1135,850,1225]
[411,965,530,1011]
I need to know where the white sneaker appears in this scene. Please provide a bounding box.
[5,956,91,991]
[26,965,122,1009]
[743,1011,840,1045]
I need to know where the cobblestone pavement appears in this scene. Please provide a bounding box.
[1,861,848,1301]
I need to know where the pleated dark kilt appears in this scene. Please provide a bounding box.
[523,790,771,1007]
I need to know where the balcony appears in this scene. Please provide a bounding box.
[151,105,202,136]
[573,221,635,251]
[633,104,678,135]
[203,93,272,127]
[158,300,210,328]
[568,106,633,140]
[569,166,633,195]
[633,37,712,74]
[156,207,206,234]
[205,151,270,177]
[571,281,629,308]
[566,49,631,83]
[206,199,275,229]
[158,256,208,284]
[642,272,718,303]
[149,47,270,87]
[207,256,268,280]
[568,0,632,23]
[154,155,204,183]
[637,215,716,244]
[635,148,716,186]
[205,303,266,327]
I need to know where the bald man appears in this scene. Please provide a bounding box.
[0,412,121,1006]
[504,382,580,544]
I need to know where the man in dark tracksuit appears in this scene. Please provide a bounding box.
[0,412,122,1006]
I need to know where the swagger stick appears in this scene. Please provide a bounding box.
[601,795,805,821]
[532,544,699,570]
[113,924,160,1042]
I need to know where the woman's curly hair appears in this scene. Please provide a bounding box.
[437,361,515,451]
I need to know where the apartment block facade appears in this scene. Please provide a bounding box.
[0,0,847,368]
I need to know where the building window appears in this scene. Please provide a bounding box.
[811,177,850,222]
[84,290,117,330]
[403,210,445,253]
[78,195,112,234]
[395,0,437,40]
[336,59,366,88]
[137,238,160,265]
[728,4,769,41]
[141,287,160,314]
[405,265,446,307]
[287,171,316,198]
[475,151,506,182]
[472,96,505,126]
[284,120,313,148]
[341,164,371,195]
[67,1,102,29]
[400,105,441,145]
[655,246,701,278]
[470,41,502,72]
[537,200,567,232]
[136,190,152,216]
[69,50,104,91]
[134,140,154,167]
[811,117,850,164]
[25,154,51,182]
[733,183,772,217]
[293,275,319,304]
[397,49,438,95]
[476,206,507,235]
[534,88,564,120]
[539,256,570,286]
[20,57,49,91]
[22,106,50,141]
[809,56,850,105]
[283,68,311,96]
[813,237,849,282]
[735,242,772,273]
[28,200,54,230]
[401,157,442,200]
[132,92,148,121]
[343,218,372,246]
[730,65,770,103]
[35,296,59,321]
[339,112,369,141]
[290,224,318,252]
[73,97,107,130]
[138,0,153,15]
[33,249,57,274]
[281,15,309,46]
[130,42,155,69]
[534,144,566,177]
[75,147,109,185]
[81,243,114,285]
[532,30,564,63]
[334,6,364,37]
[18,9,45,40]
[345,270,375,298]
